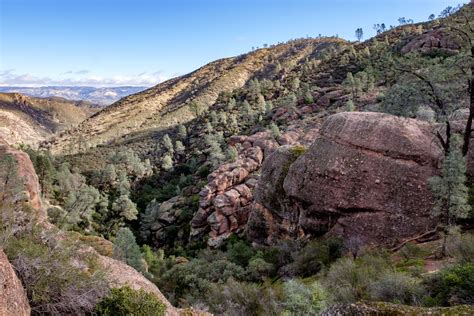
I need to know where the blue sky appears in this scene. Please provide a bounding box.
[0,0,465,87]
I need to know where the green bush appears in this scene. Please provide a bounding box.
[287,238,343,277]
[5,235,107,314]
[423,263,474,306]
[369,271,425,305]
[282,279,328,315]
[227,239,256,267]
[95,286,166,316]
[204,278,281,315]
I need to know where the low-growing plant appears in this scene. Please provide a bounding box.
[95,286,166,316]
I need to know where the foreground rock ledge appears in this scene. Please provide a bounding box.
[0,250,31,316]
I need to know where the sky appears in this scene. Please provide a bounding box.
[0,0,466,87]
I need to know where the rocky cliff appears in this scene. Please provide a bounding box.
[0,250,31,316]
[249,112,443,246]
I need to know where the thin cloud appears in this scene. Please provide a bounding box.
[75,69,90,75]
[0,70,167,87]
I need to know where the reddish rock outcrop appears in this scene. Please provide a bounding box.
[401,28,461,55]
[0,250,31,316]
[250,112,443,246]
[192,121,322,246]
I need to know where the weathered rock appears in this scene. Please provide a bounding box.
[0,250,31,316]
[401,28,461,55]
[193,121,321,246]
[251,112,443,246]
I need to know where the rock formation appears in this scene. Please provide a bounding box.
[249,112,443,246]
[192,122,320,246]
[0,250,31,316]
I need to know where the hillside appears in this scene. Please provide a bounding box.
[0,92,96,147]
[3,2,474,315]
[45,38,346,155]
[0,86,147,106]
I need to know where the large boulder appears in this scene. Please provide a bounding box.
[0,250,31,316]
[251,112,443,246]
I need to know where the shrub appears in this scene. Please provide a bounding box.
[423,263,474,306]
[369,271,425,305]
[324,254,391,303]
[6,235,107,314]
[95,286,166,316]
[227,239,256,267]
[204,278,281,315]
[282,280,328,315]
[287,238,343,277]
[156,253,246,305]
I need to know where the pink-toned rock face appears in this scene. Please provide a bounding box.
[0,143,46,219]
[192,117,322,246]
[0,250,31,316]
[250,112,443,246]
[401,28,461,55]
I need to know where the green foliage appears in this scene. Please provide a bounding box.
[282,279,328,315]
[288,238,343,277]
[227,239,256,267]
[204,278,281,315]
[269,122,281,139]
[114,227,145,272]
[226,146,238,162]
[95,286,166,316]
[369,271,425,305]
[162,134,174,155]
[5,233,107,314]
[204,133,225,169]
[161,154,173,171]
[175,140,185,154]
[324,254,392,303]
[424,263,474,306]
[177,124,187,139]
[156,250,246,304]
[345,99,355,112]
[429,134,470,226]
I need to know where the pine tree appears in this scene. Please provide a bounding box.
[175,140,185,154]
[226,147,238,162]
[218,112,228,125]
[161,154,173,171]
[269,122,281,139]
[304,90,314,104]
[429,134,471,255]
[114,227,144,272]
[346,99,355,112]
[257,94,266,113]
[355,28,363,42]
[139,200,160,241]
[227,98,236,111]
[112,194,139,221]
[265,101,274,113]
[162,134,174,155]
[177,124,187,139]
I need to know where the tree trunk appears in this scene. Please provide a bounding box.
[462,46,474,156]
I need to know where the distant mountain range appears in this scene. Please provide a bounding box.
[0,86,148,106]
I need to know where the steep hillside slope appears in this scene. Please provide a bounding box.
[0,92,96,147]
[46,38,345,154]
